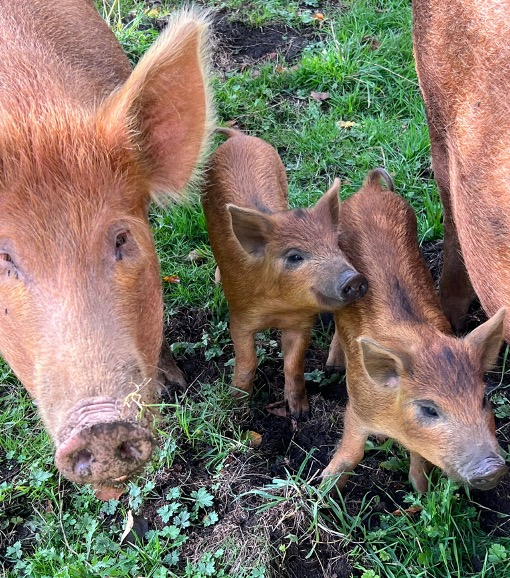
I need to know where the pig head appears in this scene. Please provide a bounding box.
[0,1,213,497]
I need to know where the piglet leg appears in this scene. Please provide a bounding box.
[281,328,311,420]
[409,451,434,493]
[326,324,346,372]
[321,403,367,491]
[230,315,257,397]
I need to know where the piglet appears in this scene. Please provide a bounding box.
[202,129,367,419]
[323,169,508,492]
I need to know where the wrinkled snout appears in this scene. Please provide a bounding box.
[466,453,508,490]
[338,270,368,302]
[54,398,154,486]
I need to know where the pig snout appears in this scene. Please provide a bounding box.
[466,453,508,490]
[338,270,368,302]
[54,397,154,485]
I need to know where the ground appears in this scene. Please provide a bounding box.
[1,1,510,577]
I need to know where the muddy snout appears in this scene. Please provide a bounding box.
[466,453,508,490]
[338,270,368,302]
[55,398,154,485]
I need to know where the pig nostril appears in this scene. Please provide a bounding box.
[339,272,368,301]
[117,441,142,462]
[73,449,94,478]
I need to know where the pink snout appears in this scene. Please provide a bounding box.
[55,421,154,485]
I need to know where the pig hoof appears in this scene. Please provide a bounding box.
[290,406,310,422]
[230,385,253,399]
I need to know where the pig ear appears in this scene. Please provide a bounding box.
[313,178,340,226]
[227,204,274,257]
[358,337,410,388]
[98,10,213,204]
[464,307,505,372]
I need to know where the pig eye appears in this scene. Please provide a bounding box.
[420,404,439,418]
[0,253,12,262]
[284,249,306,269]
[115,231,129,261]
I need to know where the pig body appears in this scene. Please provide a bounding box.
[202,129,367,419]
[413,0,510,335]
[0,1,212,498]
[324,170,507,492]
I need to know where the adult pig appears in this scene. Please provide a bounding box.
[323,169,507,492]
[413,0,510,335]
[202,129,367,420]
[0,1,212,499]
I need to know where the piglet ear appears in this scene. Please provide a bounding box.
[358,337,410,388]
[465,307,505,373]
[313,178,340,227]
[98,10,213,204]
[227,204,274,257]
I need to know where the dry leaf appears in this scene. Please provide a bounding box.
[243,430,263,447]
[226,119,239,127]
[362,35,381,50]
[94,484,125,501]
[275,65,286,73]
[252,69,261,79]
[391,506,423,517]
[214,266,221,284]
[312,12,325,21]
[120,511,135,545]
[187,249,206,263]
[265,400,290,418]
[163,275,180,284]
[337,120,357,129]
[310,90,330,101]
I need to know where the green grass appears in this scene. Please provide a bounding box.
[1,1,510,577]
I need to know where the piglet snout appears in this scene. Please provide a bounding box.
[467,454,508,490]
[338,270,368,302]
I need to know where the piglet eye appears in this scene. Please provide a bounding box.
[115,231,129,261]
[421,405,439,418]
[0,253,12,261]
[288,254,303,263]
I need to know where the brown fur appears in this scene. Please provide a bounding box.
[413,0,510,335]
[202,129,366,419]
[0,0,213,495]
[323,171,507,492]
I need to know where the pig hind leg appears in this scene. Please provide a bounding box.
[430,124,476,331]
[326,324,346,374]
[281,328,312,420]
[230,315,258,397]
[321,403,368,491]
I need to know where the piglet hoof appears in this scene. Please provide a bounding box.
[230,384,253,400]
[288,399,310,422]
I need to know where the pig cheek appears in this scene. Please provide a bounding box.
[0,284,40,396]
[116,256,163,382]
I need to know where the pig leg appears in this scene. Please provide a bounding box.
[281,328,312,420]
[429,124,475,331]
[158,338,187,391]
[321,403,368,491]
[230,315,257,397]
[409,451,434,493]
[325,325,346,373]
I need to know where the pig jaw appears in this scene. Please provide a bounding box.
[54,395,156,489]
